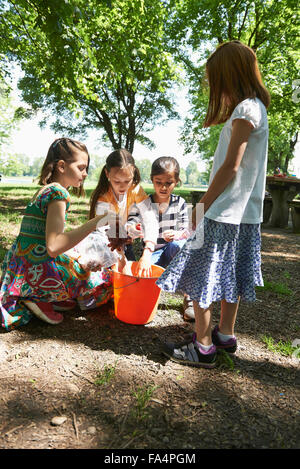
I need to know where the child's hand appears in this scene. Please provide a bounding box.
[136,250,152,277]
[127,223,144,239]
[162,230,176,242]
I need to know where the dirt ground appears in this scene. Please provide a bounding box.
[0,226,299,450]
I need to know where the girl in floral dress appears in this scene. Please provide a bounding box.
[0,138,113,330]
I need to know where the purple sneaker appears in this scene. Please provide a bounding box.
[212,325,237,354]
[163,333,217,368]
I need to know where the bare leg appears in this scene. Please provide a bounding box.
[219,298,240,335]
[193,301,213,346]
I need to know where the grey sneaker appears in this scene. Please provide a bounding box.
[183,295,195,321]
[163,333,217,368]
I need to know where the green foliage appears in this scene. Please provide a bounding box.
[136,158,152,183]
[262,335,300,358]
[0,0,181,152]
[167,0,300,173]
[131,384,158,421]
[256,281,292,296]
[216,349,235,371]
[0,0,299,172]
[94,363,117,386]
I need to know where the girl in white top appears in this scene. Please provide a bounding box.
[157,40,270,368]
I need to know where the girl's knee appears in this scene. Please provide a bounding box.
[165,240,184,257]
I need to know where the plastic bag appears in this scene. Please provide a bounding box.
[126,222,144,239]
[75,228,120,270]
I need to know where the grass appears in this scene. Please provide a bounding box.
[256,280,293,296]
[0,181,203,265]
[262,335,300,358]
[131,384,158,421]
[94,363,117,386]
[216,350,235,370]
[162,293,183,314]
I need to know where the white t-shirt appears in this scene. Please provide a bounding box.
[205,98,269,225]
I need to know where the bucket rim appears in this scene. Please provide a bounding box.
[109,263,164,280]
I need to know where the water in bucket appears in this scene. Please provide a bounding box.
[111,261,165,325]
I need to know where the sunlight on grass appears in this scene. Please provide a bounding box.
[262,335,300,357]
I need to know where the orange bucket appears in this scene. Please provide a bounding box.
[111,261,165,325]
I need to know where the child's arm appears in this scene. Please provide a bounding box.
[135,212,156,277]
[198,118,253,215]
[136,247,153,278]
[162,199,190,241]
[45,200,108,258]
[128,199,158,277]
[126,203,144,239]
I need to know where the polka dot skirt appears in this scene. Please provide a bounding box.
[156,218,263,308]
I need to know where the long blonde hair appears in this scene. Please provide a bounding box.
[204,40,270,127]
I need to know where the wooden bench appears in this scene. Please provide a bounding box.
[288,200,300,233]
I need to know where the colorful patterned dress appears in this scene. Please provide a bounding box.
[0,183,113,331]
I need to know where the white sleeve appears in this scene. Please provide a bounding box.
[95,201,111,216]
[137,199,159,245]
[231,99,262,129]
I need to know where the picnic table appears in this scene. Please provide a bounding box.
[266,176,300,228]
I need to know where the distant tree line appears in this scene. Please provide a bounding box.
[0,150,208,186]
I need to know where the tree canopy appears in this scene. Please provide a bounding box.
[167,0,300,172]
[0,0,180,152]
[0,0,299,172]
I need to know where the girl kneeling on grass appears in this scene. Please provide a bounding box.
[0,138,113,330]
[156,40,270,368]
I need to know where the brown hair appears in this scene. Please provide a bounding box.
[204,40,270,127]
[150,156,181,184]
[39,138,90,197]
[89,148,141,219]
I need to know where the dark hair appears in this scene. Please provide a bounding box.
[38,138,90,197]
[151,156,181,184]
[89,148,141,219]
[204,40,270,127]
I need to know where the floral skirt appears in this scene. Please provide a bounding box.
[156,218,263,308]
[0,242,113,330]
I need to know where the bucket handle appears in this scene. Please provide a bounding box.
[114,277,140,289]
